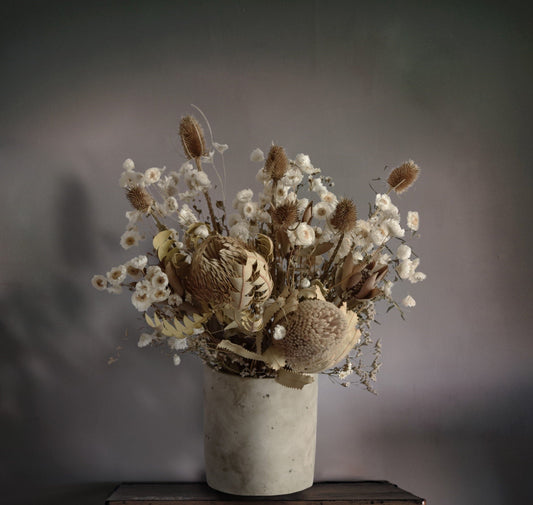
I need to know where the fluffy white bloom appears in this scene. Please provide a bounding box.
[383,280,393,297]
[152,287,170,302]
[292,223,315,246]
[310,177,327,194]
[375,193,392,210]
[120,229,143,249]
[242,201,257,219]
[294,153,319,174]
[236,188,254,203]
[173,354,181,366]
[370,225,389,246]
[273,324,286,340]
[410,271,427,284]
[300,278,311,288]
[125,210,142,225]
[397,244,412,260]
[149,267,168,289]
[320,191,337,205]
[158,173,180,196]
[168,336,188,351]
[193,224,210,239]
[338,361,353,380]
[407,211,419,231]
[229,221,251,241]
[273,185,289,204]
[122,158,135,171]
[338,234,354,258]
[385,219,405,238]
[402,295,416,307]
[256,168,270,182]
[138,333,154,348]
[397,259,413,279]
[131,289,152,312]
[227,213,243,227]
[144,167,161,185]
[281,167,303,187]
[126,255,148,270]
[168,293,183,306]
[313,201,334,220]
[119,170,144,188]
[250,148,265,162]
[177,204,198,227]
[107,265,127,285]
[106,284,123,295]
[195,170,211,188]
[164,196,179,213]
[91,274,108,291]
[213,142,228,153]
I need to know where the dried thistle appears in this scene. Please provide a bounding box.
[330,198,357,233]
[387,160,420,194]
[179,115,206,159]
[126,185,153,213]
[264,145,288,181]
[270,201,299,229]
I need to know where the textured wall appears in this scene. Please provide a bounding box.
[1,1,532,504]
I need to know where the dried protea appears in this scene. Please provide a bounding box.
[337,254,388,302]
[387,160,420,194]
[126,185,154,213]
[186,235,273,310]
[273,299,358,373]
[330,198,357,233]
[270,201,299,229]
[264,145,289,181]
[179,115,206,159]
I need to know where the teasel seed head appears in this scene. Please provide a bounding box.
[270,201,299,229]
[330,198,357,233]
[264,145,288,181]
[387,160,420,194]
[179,115,206,159]
[126,185,154,213]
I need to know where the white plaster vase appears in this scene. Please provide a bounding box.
[203,366,318,496]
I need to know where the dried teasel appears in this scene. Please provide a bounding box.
[387,160,420,194]
[270,201,299,229]
[264,145,289,181]
[330,198,357,233]
[126,185,154,213]
[179,115,206,160]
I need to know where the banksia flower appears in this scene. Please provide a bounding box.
[330,198,357,233]
[179,115,206,159]
[126,185,153,213]
[387,160,420,194]
[270,201,299,229]
[274,299,357,373]
[264,145,288,181]
[186,235,273,310]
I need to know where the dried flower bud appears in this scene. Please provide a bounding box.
[387,160,420,194]
[179,115,206,159]
[264,145,288,181]
[330,198,357,233]
[270,201,299,229]
[126,185,153,213]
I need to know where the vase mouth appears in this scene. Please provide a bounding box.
[203,364,317,382]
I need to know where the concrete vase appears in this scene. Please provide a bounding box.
[203,366,318,496]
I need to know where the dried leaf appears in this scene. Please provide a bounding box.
[217,340,264,362]
[153,229,173,250]
[275,369,314,389]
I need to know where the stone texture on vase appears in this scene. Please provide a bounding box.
[203,365,318,496]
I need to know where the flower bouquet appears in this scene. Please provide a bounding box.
[92,110,425,494]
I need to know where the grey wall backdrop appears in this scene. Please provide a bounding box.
[1,1,532,504]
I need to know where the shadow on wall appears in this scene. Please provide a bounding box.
[0,174,204,496]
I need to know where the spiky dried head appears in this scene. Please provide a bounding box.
[330,198,357,233]
[387,160,420,194]
[264,145,289,181]
[179,115,206,159]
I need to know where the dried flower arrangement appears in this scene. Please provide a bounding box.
[92,110,425,391]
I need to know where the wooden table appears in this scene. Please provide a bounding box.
[106,481,425,504]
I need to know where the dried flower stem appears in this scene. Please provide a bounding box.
[195,158,221,234]
[320,232,344,283]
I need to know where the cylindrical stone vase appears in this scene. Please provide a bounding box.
[203,365,318,496]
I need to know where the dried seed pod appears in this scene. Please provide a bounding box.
[126,185,154,213]
[179,115,206,159]
[330,198,357,233]
[270,201,299,229]
[264,145,289,181]
[387,160,420,194]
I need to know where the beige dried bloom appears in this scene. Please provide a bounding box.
[126,185,154,213]
[264,145,289,181]
[187,235,273,310]
[274,299,355,373]
[179,115,206,159]
[387,160,420,194]
[330,198,357,233]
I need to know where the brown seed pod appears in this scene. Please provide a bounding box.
[179,115,206,159]
[264,145,289,181]
[330,198,357,233]
[387,160,420,194]
[126,185,153,213]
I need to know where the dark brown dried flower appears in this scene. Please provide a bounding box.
[387,160,420,194]
[330,198,357,233]
[270,201,299,229]
[126,185,153,213]
[264,145,289,181]
[179,115,206,159]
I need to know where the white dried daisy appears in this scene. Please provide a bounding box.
[91,275,108,291]
[402,295,416,307]
[120,229,143,249]
[407,211,419,231]
[144,167,161,185]
[250,148,264,162]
